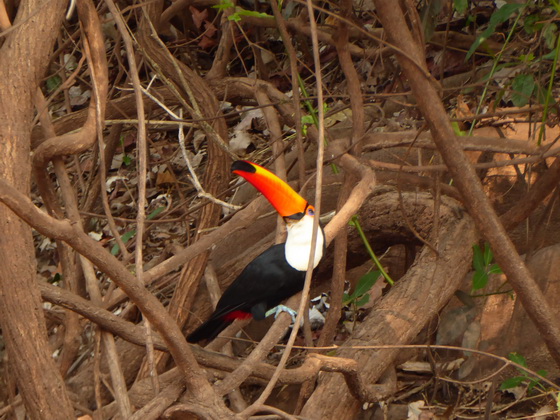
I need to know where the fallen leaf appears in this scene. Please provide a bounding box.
[407,400,425,420]
[68,85,91,106]
[189,6,208,29]
[156,170,176,186]
[230,130,253,154]
[533,404,555,420]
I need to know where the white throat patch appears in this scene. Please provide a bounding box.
[285,215,324,271]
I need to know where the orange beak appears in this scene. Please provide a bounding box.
[232,160,308,218]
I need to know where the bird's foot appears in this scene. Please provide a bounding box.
[266,305,297,323]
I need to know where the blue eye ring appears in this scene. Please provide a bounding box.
[307,207,315,216]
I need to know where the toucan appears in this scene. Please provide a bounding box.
[187,160,325,343]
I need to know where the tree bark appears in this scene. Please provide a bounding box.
[0,0,75,418]
[372,0,560,365]
[301,193,476,419]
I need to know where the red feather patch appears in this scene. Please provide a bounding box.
[223,311,253,321]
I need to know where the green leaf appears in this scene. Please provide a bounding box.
[122,154,132,166]
[330,163,340,175]
[530,369,548,390]
[528,378,541,392]
[227,13,242,22]
[489,4,523,27]
[543,24,558,50]
[528,370,548,390]
[148,206,165,220]
[466,28,491,60]
[466,4,523,60]
[226,7,273,21]
[236,9,273,19]
[354,271,380,298]
[212,0,234,11]
[472,270,488,290]
[121,229,136,243]
[488,263,502,274]
[355,294,370,308]
[421,0,444,41]
[495,88,506,107]
[500,376,525,390]
[508,352,528,368]
[451,121,465,136]
[453,0,468,14]
[472,244,485,272]
[472,243,502,282]
[533,83,548,104]
[524,14,543,35]
[343,270,380,305]
[301,115,314,125]
[519,53,535,63]
[483,242,494,266]
[511,74,535,107]
[46,75,62,93]
[542,50,558,60]
[110,229,137,255]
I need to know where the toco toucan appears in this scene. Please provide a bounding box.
[187,160,325,343]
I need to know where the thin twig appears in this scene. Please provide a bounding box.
[270,0,306,187]
[177,110,241,211]
[88,30,131,260]
[373,0,560,365]
[104,0,159,395]
[242,0,327,412]
[39,279,560,394]
[82,3,133,414]
[143,15,237,160]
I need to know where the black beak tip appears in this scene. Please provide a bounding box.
[231,160,256,174]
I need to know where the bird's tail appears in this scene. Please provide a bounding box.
[187,317,232,343]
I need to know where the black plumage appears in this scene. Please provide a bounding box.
[187,244,305,343]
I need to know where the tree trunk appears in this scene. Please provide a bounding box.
[301,193,476,419]
[0,0,75,417]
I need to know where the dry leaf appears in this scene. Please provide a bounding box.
[189,6,208,29]
[156,170,176,186]
[230,130,253,154]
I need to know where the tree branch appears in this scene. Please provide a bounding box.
[372,0,560,365]
[0,178,233,417]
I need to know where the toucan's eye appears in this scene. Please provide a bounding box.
[307,207,315,216]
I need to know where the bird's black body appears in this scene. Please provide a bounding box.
[187,159,326,343]
[187,244,305,343]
